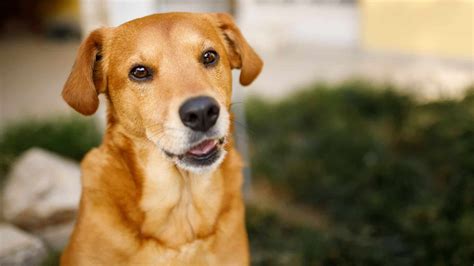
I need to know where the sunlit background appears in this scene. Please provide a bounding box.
[0,0,473,265]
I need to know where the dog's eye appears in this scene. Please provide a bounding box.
[202,50,219,67]
[129,66,152,81]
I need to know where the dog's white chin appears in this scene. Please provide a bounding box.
[173,149,227,174]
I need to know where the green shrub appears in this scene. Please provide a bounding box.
[246,81,474,265]
[41,251,61,266]
[0,116,101,181]
[247,206,322,266]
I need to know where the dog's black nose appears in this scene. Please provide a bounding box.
[179,96,220,132]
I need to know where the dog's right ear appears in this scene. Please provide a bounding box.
[62,28,109,115]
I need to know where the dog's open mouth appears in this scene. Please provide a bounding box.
[164,137,225,167]
[186,139,219,158]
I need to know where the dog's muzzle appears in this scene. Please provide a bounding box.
[160,96,227,171]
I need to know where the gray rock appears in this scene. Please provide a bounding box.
[2,148,80,230]
[32,220,76,251]
[0,223,48,266]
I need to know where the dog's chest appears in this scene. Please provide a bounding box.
[130,237,219,265]
[139,154,224,247]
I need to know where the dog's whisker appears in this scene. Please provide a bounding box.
[145,129,168,141]
[230,118,256,136]
[147,124,188,133]
[229,102,245,109]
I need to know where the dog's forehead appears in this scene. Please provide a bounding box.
[112,13,218,47]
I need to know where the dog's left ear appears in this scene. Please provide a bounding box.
[210,13,263,86]
[62,28,109,115]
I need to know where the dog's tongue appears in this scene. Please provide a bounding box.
[187,140,217,156]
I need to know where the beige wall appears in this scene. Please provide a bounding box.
[360,0,474,58]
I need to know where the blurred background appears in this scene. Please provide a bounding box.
[0,0,473,265]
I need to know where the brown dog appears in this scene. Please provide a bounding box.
[60,12,262,265]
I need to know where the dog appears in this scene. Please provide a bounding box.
[60,12,262,265]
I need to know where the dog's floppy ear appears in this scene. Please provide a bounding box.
[62,28,109,115]
[211,13,263,86]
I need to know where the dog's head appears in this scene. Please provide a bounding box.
[62,13,262,173]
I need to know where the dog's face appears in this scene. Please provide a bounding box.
[62,13,262,173]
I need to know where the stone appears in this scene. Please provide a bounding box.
[2,148,81,230]
[32,220,76,251]
[0,223,48,266]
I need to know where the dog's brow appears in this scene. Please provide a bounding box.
[201,39,216,50]
[126,54,155,67]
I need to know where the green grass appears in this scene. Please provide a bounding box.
[246,80,474,265]
[0,115,101,181]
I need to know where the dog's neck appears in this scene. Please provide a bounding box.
[104,123,240,248]
[140,147,225,248]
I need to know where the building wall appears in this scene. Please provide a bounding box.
[239,0,359,52]
[360,0,474,59]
